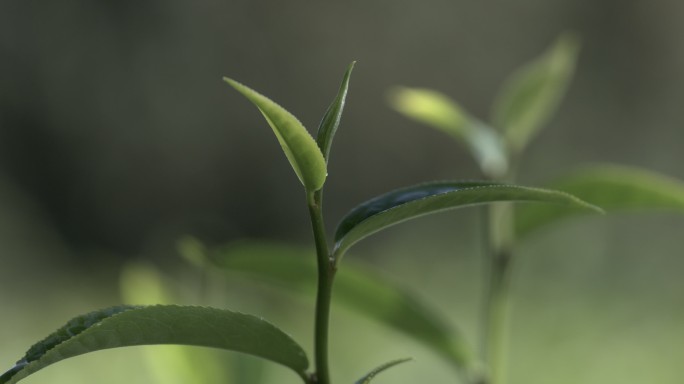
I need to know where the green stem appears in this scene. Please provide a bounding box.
[480,201,515,384]
[307,190,335,384]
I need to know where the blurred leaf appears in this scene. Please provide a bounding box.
[1,305,309,384]
[388,87,507,177]
[316,61,355,163]
[208,240,477,373]
[491,33,580,152]
[334,181,601,259]
[354,358,412,384]
[516,164,684,239]
[224,78,327,191]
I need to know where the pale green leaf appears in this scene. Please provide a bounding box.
[207,240,477,374]
[355,358,412,384]
[516,164,684,239]
[1,305,309,384]
[491,33,580,152]
[334,181,600,259]
[224,78,327,191]
[388,87,507,177]
[316,62,355,163]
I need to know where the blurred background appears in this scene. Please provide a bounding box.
[1,1,683,383]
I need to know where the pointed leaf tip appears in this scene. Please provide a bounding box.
[316,61,356,163]
[224,77,327,191]
[355,358,412,384]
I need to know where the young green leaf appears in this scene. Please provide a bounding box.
[334,181,601,259]
[224,78,327,191]
[515,164,684,239]
[491,33,580,152]
[1,305,309,384]
[205,240,477,374]
[316,62,355,163]
[354,358,412,384]
[388,87,507,178]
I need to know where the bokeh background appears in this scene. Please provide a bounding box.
[1,1,683,383]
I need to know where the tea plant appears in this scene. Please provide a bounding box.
[388,33,684,384]
[183,35,684,384]
[1,60,617,384]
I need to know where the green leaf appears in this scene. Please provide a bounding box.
[515,164,684,239]
[334,181,601,259]
[207,240,477,374]
[316,62,355,163]
[491,32,580,152]
[224,78,327,191]
[354,358,412,384]
[1,305,309,384]
[388,87,507,178]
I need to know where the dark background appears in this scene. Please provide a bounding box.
[1,2,683,383]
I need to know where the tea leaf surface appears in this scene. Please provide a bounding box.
[224,78,327,191]
[354,358,412,384]
[388,87,507,177]
[1,305,309,384]
[316,62,355,163]
[334,181,600,258]
[516,164,684,238]
[491,33,580,152]
[206,240,476,373]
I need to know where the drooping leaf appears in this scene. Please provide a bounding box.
[334,181,601,259]
[388,87,507,178]
[224,78,327,191]
[491,33,580,152]
[1,305,309,384]
[206,240,477,374]
[316,62,355,163]
[515,164,684,239]
[354,358,412,384]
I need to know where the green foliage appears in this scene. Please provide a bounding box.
[333,181,600,260]
[5,48,683,384]
[1,306,309,384]
[202,240,476,373]
[317,62,355,163]
[388,87,507,177]
[223,78,327,192]
[491,33,580,153]
[515,164,684,238]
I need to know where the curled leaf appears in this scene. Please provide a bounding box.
[224,78,327,191]
[316,61,355,163]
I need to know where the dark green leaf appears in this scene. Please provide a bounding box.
[515,164,684,239]
[1,305,309,384]
[355,358,412,384]
[334,181,600,259]
[316,62,355,163]
[224,78,327,191]
[491,33,580,152]
[207,240,477,374]
[388,87,507,178]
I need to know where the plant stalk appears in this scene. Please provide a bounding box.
[307,190,335,384]
[480,203,515,384]
[480,159,518,384]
